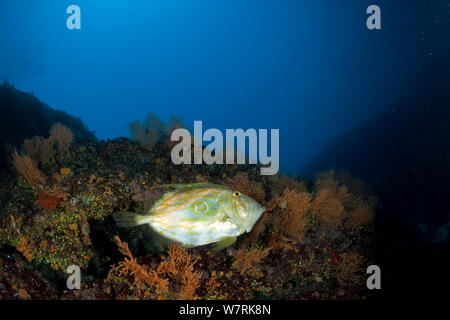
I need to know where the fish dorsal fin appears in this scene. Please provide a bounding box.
[143,198,155,214]
[153,182,217,190]
[141,187,167,214]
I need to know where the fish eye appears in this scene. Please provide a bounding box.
[193,200,208,213]
[233,191,240,197]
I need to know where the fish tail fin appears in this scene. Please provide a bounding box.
[113,211,146,228]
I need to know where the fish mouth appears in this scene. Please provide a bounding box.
[244,204,266,232]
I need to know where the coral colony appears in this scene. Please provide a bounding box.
[0,113,376,300]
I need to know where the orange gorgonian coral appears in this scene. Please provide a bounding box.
[242,170,375,247]
[310,170,353,229]
[227,172,265,204]
[157,243,202,299]
[345,203,374,230]
[334,252,365,287]
[272,189,312,240]
[273,175,307,195]
[311,189,346,229]
[110,237,201,299]
[23,136,55,166]
[23,136,42,162]
[231,247,270,277]
[336,170,371,199]
[268,233,297,251]
[311,169,375,230]
[49,123,73,159]
[314,169,341,191]
[165,115,183,148]
[110,236,169,296]
[12,151,46,187]
[129,113,164,150]
[21,123,71,168]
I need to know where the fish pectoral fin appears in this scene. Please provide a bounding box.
[180,243,197,249]
[113,211,145,228]
[143,225,178,250]
[211,236,237,251]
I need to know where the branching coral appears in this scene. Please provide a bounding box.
[164,115,183,136]
[311,189,346,229]
[231,247,270,277]
[12,151,46,187]
[268,233,297,251]
[157,243,202,299]
[110,236,169,296]
[110,237,201,299]
[205,271,220,297]
[272,189,312,241]
[13,123,73,188]
[23,136,55,165]
[23,123,73,167]
[227,172,265,204]
[310,169,375,230]
[23,137,41,160]
[49,123,73,160]
[335,170,371,199]
[345,203,374,230]
[129,113,164,150]
[246,169,376,249]
[334,252,365,287]
[314,169,343,192]
[164,115,184,148]
[271,175,307,195]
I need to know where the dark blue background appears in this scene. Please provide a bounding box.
[0,1,447,174]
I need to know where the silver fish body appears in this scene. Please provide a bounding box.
[113,182,265,249]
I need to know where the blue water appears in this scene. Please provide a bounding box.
[0,0,447,174]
